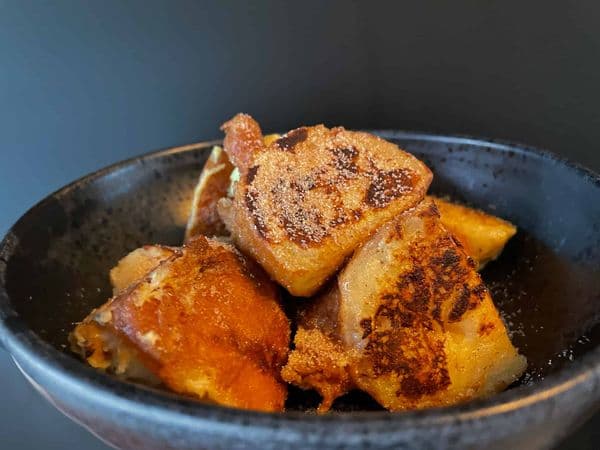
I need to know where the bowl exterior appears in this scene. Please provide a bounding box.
[11,349,599,450]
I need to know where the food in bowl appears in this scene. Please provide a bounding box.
[71,113,525,412]
[71,237,290,412]
[283,199,525,411]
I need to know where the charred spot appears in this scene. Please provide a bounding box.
[246,165,259,185]
[398,370,450,399]
[429,246,470,295]
[364,168,415,208]
[275,127,308,152]
[448,284,471,322]
[269,178,291,198]
[396,267,430,313]
[366,311,450,396]
[409,286,430,313]
[479,322,496,336]
[360,318,373,339]
[289,174,321,197]
[432,249,460,270]
[472,283,487,301]
[466,256,477,269]
[366,330,407,376]
[330,146,359,178]
[398,310,415,327]
[244,190,268,239]
[405,266,426,285]
[279,208,327,247]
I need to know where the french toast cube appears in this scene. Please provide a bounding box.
[218,114,433,296]
[430,196,517,269]
[283,199,526,411]
[71,237,290,412]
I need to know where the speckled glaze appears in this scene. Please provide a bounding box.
[0,132,599,449]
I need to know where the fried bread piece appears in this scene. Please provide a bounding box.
[185,135,283,241]
[283,200,525,411]
[71,237,290,412]
[184,146,234,240]
[340,199,526,410]
[109,245,176,294]
[218,114,433,296]
[430,196,517,269]
[281,285,354,412]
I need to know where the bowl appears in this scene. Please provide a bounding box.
[1,131,599,449]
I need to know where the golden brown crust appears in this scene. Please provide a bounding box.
[430,196,517,269]
[185,135,283,241]
[339,199,526,410]
[281,327,353,412]
[72,237,290,412]
[185,146,235,240]
[284,199,525,412]
[220,114,433,296]
[281,286,354,412]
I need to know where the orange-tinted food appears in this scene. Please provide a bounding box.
[71,237,290,412]
[73,114,523,415]
[218,113,432,296]
[430,196,517,269]
[283,199,526,411]
[185,146,235,240]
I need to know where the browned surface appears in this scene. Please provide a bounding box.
[283,200,526,411]
[281,286,354,412]
[184,135,282,241]
[71,237,290,412]
[184,146,235,240]
[218,113,433,296]
[431,196,517,269]
[220,113,263,173]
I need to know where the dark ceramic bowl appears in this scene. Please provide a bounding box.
[1,132,599,449]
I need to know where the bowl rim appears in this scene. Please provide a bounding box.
[1,130,599,432]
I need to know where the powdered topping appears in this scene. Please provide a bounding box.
[237,126,425,247]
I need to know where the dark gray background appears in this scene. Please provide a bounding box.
[0,1,598,448]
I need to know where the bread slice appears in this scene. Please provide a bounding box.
[430,196,517,269]
[184,134,283,241]
[71,237,290,412]
[283,199,526,411]
[218,113,433,296]
[184,146,234,240]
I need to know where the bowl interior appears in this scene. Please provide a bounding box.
[2,133,599,412]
